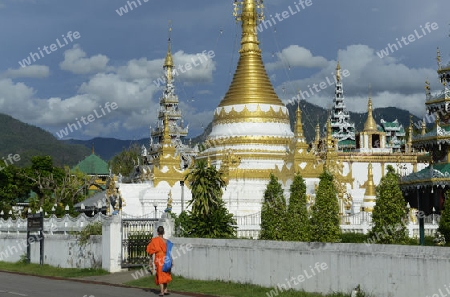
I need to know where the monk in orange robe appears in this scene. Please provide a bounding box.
[147,226,172,296]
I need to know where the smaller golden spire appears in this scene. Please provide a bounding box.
[336,61,341,82]
[294,105,304,139]
[407,115,413,153]
[437,47,442,70]
[421,118,426,135]
[163,113,171,145]
[363,97,378,132]
[364,162,376,197]
[163,21,174,82]
[326,119,334,150]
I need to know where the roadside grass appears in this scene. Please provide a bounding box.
[0,261,109,278]
[126,274,351,297]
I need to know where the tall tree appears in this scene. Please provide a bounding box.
[285,173,311,241]
[260,173,287,240]
[184,159,236,238]
[438,190,450,243]
[310,171,341,242]
[109,144,140,177]
[185,159,226,216]
[369,165,408,244]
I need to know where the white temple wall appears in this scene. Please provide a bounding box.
[119,182,192,217]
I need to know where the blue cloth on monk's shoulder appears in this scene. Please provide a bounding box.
[162,240,173,272]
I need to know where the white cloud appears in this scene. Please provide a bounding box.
[266,45,328,71]
[3,65,49,79]
[60,45,109,75]
[277,44,437,119]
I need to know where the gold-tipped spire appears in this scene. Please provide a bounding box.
[421,118,426,135]
[406,115,413,153]
[336,61,341,82]
[437,47,442,70]
[363,97,378,132]
[326,119,334,150]
[218,0,283,106]
[164,21,174,82]
[294,105,304,139]
[364,162,376,197]
[163,113,171,145]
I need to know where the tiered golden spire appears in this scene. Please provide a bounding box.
[164,22,174,82]
[336,61,341,82]
[363,97,377,132]
[294,105,305,140]
[326,119,334,150]
[218,0,284,106]
[163,113,171,145]
[364,163,376,197]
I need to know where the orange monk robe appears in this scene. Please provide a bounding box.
[146,237,172,285]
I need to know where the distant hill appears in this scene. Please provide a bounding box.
[0,101,422,166]
[0,113,91,167]
[63,138,148,161]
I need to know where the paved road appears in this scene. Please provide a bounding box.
[0,272,191,297]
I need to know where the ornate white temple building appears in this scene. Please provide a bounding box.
[118,0,428,232]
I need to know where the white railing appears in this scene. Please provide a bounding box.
[235,211,442,238]
[0,213,105,234]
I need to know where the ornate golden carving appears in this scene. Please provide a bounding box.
[213,105,290,125]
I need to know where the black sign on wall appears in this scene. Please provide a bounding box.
[27,213,43,232]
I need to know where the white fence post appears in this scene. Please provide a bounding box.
[101,215,123,273]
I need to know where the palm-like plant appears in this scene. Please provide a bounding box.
[185,159,226,216]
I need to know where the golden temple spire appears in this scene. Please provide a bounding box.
[218,0,283,106]
[421,118,426,135]
[363,97,377,132]
[407,115,413,153]
[336,61,341,82]
[326,119,334,150]
[294,105,305,139]
[364,162,376,197]
[163,113,171,145]
[164,21,174,82]
[437,47,442,70]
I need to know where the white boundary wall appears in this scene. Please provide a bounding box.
[0,234,102,269]
[171,238,450,297]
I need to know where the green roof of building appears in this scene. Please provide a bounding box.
[338,139,356,147]
[72,153,109,175]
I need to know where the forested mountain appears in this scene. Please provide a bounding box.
[0,113,91,167]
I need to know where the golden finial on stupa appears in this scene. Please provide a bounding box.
[363,96,377,132]
[336,61,341,82]
[364,163,376,197]
[218,0,283,107]
[164,21,174,82]
[163,113,171,145]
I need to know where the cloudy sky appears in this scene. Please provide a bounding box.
[0,0,449,140]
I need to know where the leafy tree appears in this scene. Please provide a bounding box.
[438,190,450,243]
[285,173,310,241]
[185,159,226,216]
[20,157,97,217]
[310,171,341,242]
[188,200,237,238]
[109,144,140,177]
[183,160,236,238]
[260,173,287,240]
[369,165,408,244]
